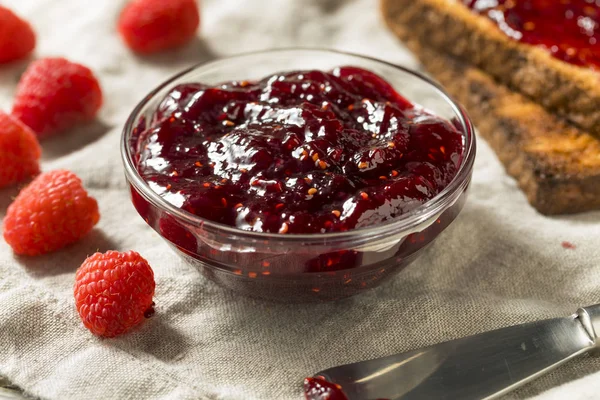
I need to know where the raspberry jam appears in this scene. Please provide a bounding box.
[134,67,464,234]
[304,377,349,400]
[463,0,600,69]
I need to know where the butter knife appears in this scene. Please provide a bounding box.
[313,304,600,400]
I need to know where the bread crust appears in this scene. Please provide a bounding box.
[381,0,600,136]
[386,27,600,214]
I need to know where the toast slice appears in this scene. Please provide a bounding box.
[381,0,600,137]
[385,28,600,214]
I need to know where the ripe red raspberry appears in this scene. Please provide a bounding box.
[11,57,103,137]
[0,6,36,64]
[3,170,100,256]
[118,0,200,54]
[0,111,41,188]
[74,251,156,338]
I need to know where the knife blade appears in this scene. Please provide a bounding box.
[315,305,600,400]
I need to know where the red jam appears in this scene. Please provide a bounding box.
[463,0,600,69]
[134,67,463,234]
[304,377,349,400]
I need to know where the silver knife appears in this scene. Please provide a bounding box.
[314,304,600,400]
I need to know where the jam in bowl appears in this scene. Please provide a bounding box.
[121,49,476,302]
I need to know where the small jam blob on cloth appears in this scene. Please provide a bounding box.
[134,66,464,234]
[463,0,600,69]
[304,377,349,400]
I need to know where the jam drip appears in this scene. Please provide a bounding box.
[135,66,463,234]
[464,0,600,69]
[304,377,349,400]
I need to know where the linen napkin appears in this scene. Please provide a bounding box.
[1,0,600,399]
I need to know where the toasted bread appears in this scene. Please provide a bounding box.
[381,0,600,137]
[384,26,600,214]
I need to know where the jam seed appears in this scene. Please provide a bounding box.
[347,104,354,111]
[235,203,244,209]
[331,210,341,218]
[304,177,312,183]
[318,160,327,169]
[203,182,211,188]
[360,192,369,200]
[261,271,271,276]
[221,198,227,207]
[240,80,249,87]
[248,272,257,278]
[195,161,203,167]
[240,168,248,173]
[262,261,270,267]
[275,203,284,209]
[308,188,318,195]
[523,21,535,31]
[391,170,399,177]
[358,161,368,169]
[584,6,596,16]
[171,170,179,177]
[166,184,172,190]
[312,153,319,162]
[388,141,395,148]
[379,176,387,180]
[440,146,446,155]
[233,269,242,275]
[223,120,235,127]
[279,222,289,234]
[311,288,320,293]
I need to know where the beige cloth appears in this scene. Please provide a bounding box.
[1,0,600,399]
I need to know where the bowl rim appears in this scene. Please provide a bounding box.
[121,47,476,243]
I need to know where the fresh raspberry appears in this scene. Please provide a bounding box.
[118,0,200,54]
[3,170,100,256]
[0,111,41,188]
[74,251,156,338]
[0,6,36,64]
[11,57,103,137]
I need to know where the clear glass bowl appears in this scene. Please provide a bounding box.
[121,49,476,302]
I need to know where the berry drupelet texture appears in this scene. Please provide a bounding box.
[3,170,100,256]
[74,250,156,338]
[0,111,41,188]
[12,57,103,137]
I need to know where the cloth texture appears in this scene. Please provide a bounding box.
[1,0,600,399]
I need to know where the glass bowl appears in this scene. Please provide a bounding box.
[121,49,476,302]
